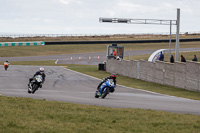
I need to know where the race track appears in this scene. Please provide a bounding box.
[0,65,200,115]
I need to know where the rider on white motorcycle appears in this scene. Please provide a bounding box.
[28,67,46,88]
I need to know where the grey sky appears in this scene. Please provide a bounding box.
[1,0,200,34]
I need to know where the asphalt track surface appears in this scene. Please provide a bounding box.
[0,65,200,115]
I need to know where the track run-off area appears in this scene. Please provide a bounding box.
[0,65,200,115]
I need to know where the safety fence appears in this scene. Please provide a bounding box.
[0,31,200,38]
[0,41,45,46]
[0,33,177,38]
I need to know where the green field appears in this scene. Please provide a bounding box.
[0,41,200,58]
[1,95,200,133]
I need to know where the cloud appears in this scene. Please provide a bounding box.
[31,18,40,22]
[1,0,200,34]
[117,2,159,13]
[57,0,82,5]
[59,0,71,5]
[44,18,54,23]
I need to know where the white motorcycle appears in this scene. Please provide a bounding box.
[28,75,43,94]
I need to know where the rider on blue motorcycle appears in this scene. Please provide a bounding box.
[97,73,117,95]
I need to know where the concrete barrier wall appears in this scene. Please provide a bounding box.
[106,58,200,92]
[106,59,138,79]
[163,63,174,86]
[0,42,45,46]
[185,62,199,91]
[174,62,186,88]
[155,61,164,85]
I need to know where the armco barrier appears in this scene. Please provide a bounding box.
[44,38,200,45]
[106,58,200,92]
[0,42,45,46]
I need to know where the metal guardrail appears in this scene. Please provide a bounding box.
[44,38,200,45]
[0,38,199,46]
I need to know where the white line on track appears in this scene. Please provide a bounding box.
[62,66,168,96]
[63,66,101,81]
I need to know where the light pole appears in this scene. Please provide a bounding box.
[99,9,180,61]
[169,20,172,61]
[175,8,180,61]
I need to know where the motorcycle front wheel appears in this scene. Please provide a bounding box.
[4,65,8,71]
[32,84,39,94]
[101,87,109,99]
[95,91,99,98]
[28,88,32,93]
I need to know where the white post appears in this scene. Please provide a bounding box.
[137,62,140,79]
[175,8,180,61]
[169,20,172,61]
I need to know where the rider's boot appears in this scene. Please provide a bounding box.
[97,91,101,96]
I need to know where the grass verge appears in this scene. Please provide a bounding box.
[1,95,200,133]
[0,41,200,57]
[125,51,200,61]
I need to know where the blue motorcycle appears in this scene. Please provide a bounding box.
[95,79,115,99]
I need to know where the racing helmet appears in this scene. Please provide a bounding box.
[39,67,44,72]
[111,73,116,80]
